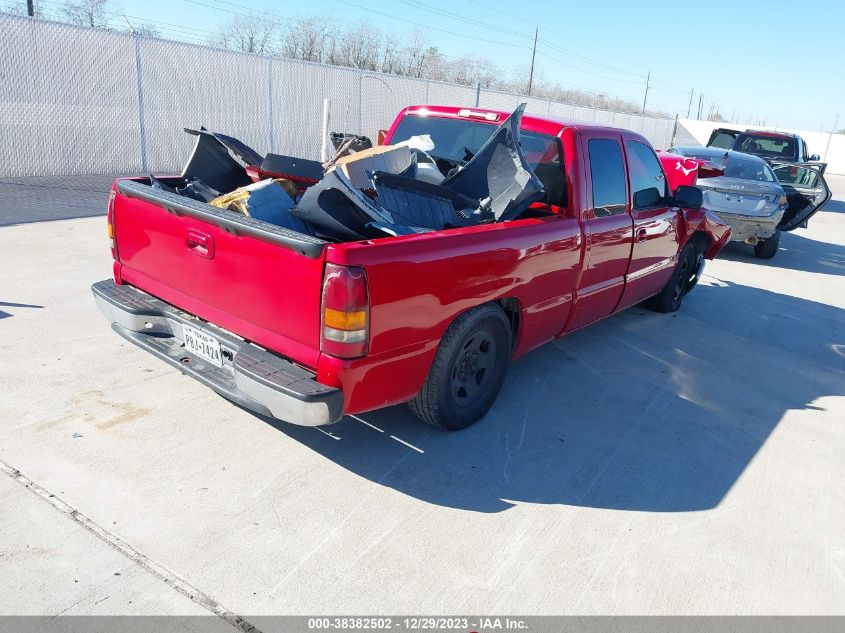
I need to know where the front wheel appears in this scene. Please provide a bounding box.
[409,304,511,431]
[646,242,697,314]
[754,230,780,259]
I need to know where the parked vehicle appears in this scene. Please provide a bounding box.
[707,128,819,163]
[92,105,730,431]
[705,128,831,233]
[667,147,790,258]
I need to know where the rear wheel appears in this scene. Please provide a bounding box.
[409,304,511,431]
[646,242,697,314]
[754,230,780,259]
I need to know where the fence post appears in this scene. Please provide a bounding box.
[670,114,678,148]
[425,80,430,103]
[267,56,274,153]
[132,34,148,172]
[475,83,481,108]
[547,98,551,115]
[357,70,364,135]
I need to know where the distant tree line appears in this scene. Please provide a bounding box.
[211,15,670,117]
[4,1,671,116]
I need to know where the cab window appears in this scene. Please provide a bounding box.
[587,138,627,216]
[626,141,668,209]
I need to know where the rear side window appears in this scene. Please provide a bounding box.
[588,138,626,216]
[735,134,796,160]
[626,141,668,208]
[521,134,566,207]
[709,132,736,149]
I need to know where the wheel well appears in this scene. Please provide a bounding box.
[689,230,711,256]
[496,297,521,355]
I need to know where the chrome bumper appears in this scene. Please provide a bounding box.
[91,280,343,427]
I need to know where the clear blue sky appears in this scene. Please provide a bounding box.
[24,0,845,130]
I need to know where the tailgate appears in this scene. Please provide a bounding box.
[112,178,328,369]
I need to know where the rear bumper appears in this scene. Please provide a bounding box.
[719,212,782,243]
[91,280,344,427]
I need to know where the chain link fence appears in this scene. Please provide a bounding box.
[0,13,678,178]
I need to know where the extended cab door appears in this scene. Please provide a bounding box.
[566,132,633,331]
[770,161,832,231]
[617,139,680,309]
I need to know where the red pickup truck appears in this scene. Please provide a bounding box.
[92,105,730,431]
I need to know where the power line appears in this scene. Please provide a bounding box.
[394,0,533,40]
[35,0,223,40]
[333,0,533,50]
[536,50,643,84]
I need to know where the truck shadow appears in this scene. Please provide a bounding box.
[260,279,845,514]
[717,232,845,277]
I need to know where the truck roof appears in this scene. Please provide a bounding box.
[396,104,648,142]
[741,129,799,140]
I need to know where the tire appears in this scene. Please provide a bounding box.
[409,304,511,431]
[754,230,780,259]
[646,242,697,314]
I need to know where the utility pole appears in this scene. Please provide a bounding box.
[527,27,538,96]
[686,89,693,118]
[697,93,703,119]
[642,69,650,114]
[27,0,34,16]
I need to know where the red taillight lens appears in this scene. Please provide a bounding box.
[107,187,117,260]
[321,263,369,358]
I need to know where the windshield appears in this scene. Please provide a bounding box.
[684,152,776,182]
[734,133,796,160]
[390,114,566,207]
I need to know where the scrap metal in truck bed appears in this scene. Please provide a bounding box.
[92,105,730,431]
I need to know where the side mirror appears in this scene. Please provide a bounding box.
[633,187,662,208]
[673,185,703,209]
[809,154,820,161]
[377,129,388,145]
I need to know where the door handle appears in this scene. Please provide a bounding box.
[635,228,647,243]
[186,229,215,259]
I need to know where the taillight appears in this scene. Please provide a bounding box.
[107,187,117,259]
[321,263,369,358]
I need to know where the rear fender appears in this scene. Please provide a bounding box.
[680,207,732,259]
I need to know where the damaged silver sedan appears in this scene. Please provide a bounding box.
[668,146,830,259]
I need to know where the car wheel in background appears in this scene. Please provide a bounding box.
[754,230,780,259]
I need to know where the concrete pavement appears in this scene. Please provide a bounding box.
[0,177,843,619]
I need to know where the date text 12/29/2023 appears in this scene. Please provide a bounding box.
[306,617,528,631]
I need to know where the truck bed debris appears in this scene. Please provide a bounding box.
[150,104,544,242]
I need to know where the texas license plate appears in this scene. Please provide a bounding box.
[182,324,222,368]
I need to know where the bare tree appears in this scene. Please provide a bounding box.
[1,1,42,16]
[205,10,666,117]
[62,0,113,28]
[280,16,335,63]
[400,30,429,78]
[127,23,159,37]
[214,16,277,55]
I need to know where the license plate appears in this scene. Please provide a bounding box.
[182,324,223,368]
